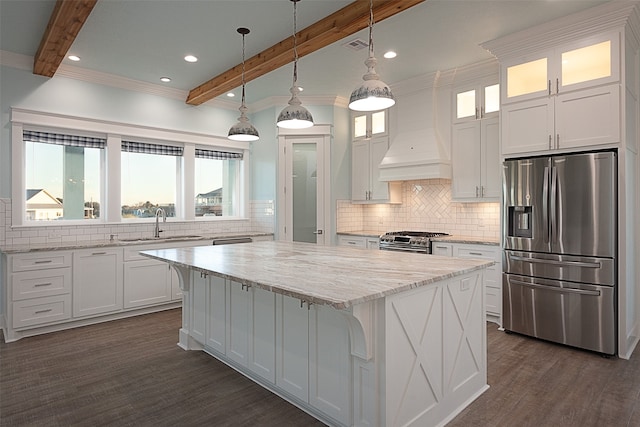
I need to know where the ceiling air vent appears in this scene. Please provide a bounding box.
[342,38,368,51]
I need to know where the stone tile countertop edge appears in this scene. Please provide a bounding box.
[141,241,494,310]
[0,232,274,254]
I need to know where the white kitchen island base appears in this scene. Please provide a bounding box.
[170,266,487,427]
[142,242,490,427]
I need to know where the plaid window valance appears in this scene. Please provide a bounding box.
[196,148,243,160]
[23,130,106,149]
[122,140,183,156]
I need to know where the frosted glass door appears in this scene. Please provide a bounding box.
[292,143,318,243]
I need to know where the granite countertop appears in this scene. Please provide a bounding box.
[141,241,493,310]
[336,230,383,238]
[0,232,273,254]
[430,236,500,246]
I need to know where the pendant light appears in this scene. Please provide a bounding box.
[277,0,314,129]
[348,0,395,112]
[228,27,259,142]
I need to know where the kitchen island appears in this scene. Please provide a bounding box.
[141,241,493,427]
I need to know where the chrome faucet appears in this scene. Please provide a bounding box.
[154,208,166,238]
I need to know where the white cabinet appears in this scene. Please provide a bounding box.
[123,259,172,308]
[190,271,208,344]
[206,275,227,353]
[8,251,73,329]
[431,242,453,257]
[276,294,310,401]
[352,109,388,140]
[452,244,502,326]
[352,137,401,204]
[502,83,620,155]
[73,248,123,318]
[452,117,500,200]
[500,32,621,155]
[337,235,379,250]
[453,80,500,123]
[227,281,276,383]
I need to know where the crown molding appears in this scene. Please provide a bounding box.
[482,2,640,59]
[0,50,32,71]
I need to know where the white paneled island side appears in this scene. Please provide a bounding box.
[141,241,493,427]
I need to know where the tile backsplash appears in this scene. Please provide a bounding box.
[0,198,274,247]
[337,179,500,240]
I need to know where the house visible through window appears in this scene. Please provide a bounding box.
[24,130,103,221]
[121,140,181,219]
[195,148,243,217]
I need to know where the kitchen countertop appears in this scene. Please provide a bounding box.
[336,230,383,238]
[141,240,493,310]
[431,235,500,246]
[337,230,500,246]
[0,232,273,254]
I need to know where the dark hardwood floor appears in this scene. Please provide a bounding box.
[2,309,640,426]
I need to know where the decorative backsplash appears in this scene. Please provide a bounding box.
[0,198,274,247]
[337,179,500,240]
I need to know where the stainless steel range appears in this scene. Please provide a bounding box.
[379,231,449,254]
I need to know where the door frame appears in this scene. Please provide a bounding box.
[277,125,332,245]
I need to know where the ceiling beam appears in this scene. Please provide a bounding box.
[186,0,425,106]
[33,0,98,77]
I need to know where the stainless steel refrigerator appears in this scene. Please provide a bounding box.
[502,151,617,355]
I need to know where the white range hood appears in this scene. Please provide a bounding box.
[378,128,451,182]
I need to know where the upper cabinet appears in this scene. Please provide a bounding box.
[351,136,401,204]
[493,30,623,156]
[502,33,620,104]
[454,79,500,123]
[352,110,388,140]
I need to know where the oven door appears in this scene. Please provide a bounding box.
[503,273,615,355]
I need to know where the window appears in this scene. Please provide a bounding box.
[194,148,243,217]
[121,140,182,219]
[24,130,103,221]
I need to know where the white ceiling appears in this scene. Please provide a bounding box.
[0,0,609,106]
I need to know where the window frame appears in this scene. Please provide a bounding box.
[11,108,250,227]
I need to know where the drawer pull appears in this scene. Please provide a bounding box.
[434,246,447,249]
[34,260,53,264]
[469,252,484,256]
[92,252,107,256]
[34,282,53,287]
[34,309,53,314]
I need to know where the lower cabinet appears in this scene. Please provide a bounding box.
[73,248,123,318]
[276,294,310,401]
[123,259,172,308]
[337,235,379,250]
[431,242,502,326]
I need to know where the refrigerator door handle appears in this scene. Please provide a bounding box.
[509,279,602,297]
[550,165,558,245]
[508,255,602,269]
[542,166,550,244]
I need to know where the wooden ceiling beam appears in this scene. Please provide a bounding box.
[186,0,425,105]
[33,0,98,77]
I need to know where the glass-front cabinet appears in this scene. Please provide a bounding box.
[502,31,620,104]
[454,81,500,123]
[352,110,388,140]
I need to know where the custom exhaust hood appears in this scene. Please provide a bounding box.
[378,127,451,182]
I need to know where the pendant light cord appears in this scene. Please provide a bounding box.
[241,31,246,106]
[368,0,374,58]
[293,0,299,86]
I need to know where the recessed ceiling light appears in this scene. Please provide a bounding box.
[68,55,81,61]
[383,51,397,59]
[184,55,198,63]
[226,92,235,97]
[160,77,171,83]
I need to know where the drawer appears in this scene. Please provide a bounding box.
[12,268,72,301]
[456,247,498,260]
[338,236,366,248]
[12,295,72,328]
[485,286,502,315]
[432,243,453,257]
[11,252,72,272]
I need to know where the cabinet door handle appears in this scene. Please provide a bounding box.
[34,282,53,287]
[475,186,479,197]
[480,106,485,118]
[548,79,551,96]
[556,134,560,149]
[548,135,552,150]
[556,78,559,94]
[475,107,480,119]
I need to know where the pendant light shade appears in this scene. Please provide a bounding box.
[228,27,259,142]
[277,0,314,129]
[348,0,395,112]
